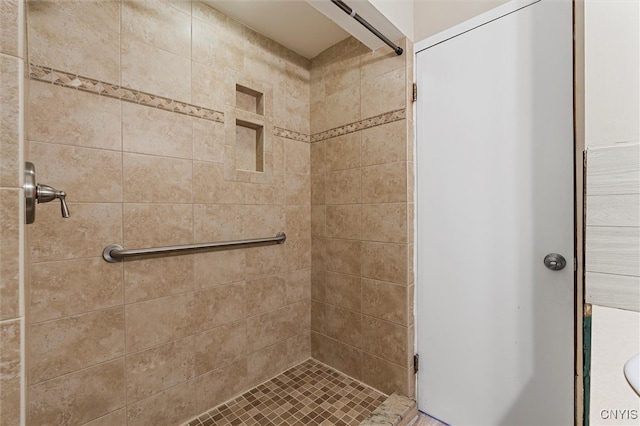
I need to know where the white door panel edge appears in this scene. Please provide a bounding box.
[415,1,574,425]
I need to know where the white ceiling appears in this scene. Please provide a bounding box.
[203,0,352,59]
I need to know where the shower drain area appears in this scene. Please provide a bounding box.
[184,359,386,426]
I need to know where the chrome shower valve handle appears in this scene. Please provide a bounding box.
[37,184,70,218]
[24,162,70,224]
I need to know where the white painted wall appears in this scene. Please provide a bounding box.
[585,0,639,147]
[585,0,640,422]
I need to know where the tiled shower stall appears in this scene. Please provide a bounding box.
[0,1,415,424]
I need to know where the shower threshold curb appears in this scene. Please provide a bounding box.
[359,392,418,426]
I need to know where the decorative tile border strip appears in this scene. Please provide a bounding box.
[274,127,311,143]
[311,109,406,143]
[29,64,406,143]
[29,64,225,123]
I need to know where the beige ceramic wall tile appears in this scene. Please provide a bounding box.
[311,301,361,348]
[83,408,126,426]
[287,332,311,365]
[246,305,291,353]
[324,238,361,276]
[31,0,120,33]
[195,320,247,376]
[0,189,20,320]
[361,279,407,326]
[0,0,20,57]
[193,119,225,164]
[324,55,360,98]
[285,139,310,175]
[194,282,246,332]
[285,173,311,205]
[280,61,310,103]
[285,237,312,272]
[247,342,288,387]
[311,269,326,302]
[362,353,408,396]
[325,169,361,205]
[361,67,406,119]
[311,238,327,271]
[122,103,192,159]
[123,153,192,203]
[361,315,407,366]
[122,0,191,58]
[362,162,407,204]
[121,37,191,103]
[286,205,311,238]
[30,202,122,262]
[275,95,310,135]
[28,81,122,151]
[311,205,326,237]
[126,336,195,403]
[192,18,244,73]
[30,142,122,203]
[311,173,325,205]
[245,274,287,317]
[408,284,415,327]
[193,204,245,242]
[191,61,235,111]
[288,300,311,337]
[194,250,246,289]
[124,256,194,303]
[361,241,408,285]
[285,269,311,305]
[325,204,362,240]
[194,358,248,413]
[125,292,194,353]
[28,359,126,426]
[310,141,325,174]
[326,133,361,172]
[245,244,286,280]
[360,39,406,81]
[27,2,120,82]
[0,319,21,426]
[311,332,362,381]
[123,203,193,248]
[310,100,327,134]
[244,204,285,239]
[192,162,244,205]
[325,86,360,130]
[0,55,20,187]
[323,271,362,312]
[126,379,197,426]
[361,203,407,243]
[361,120,407,167]
[29,307,125,384]
[310,67,325,103]
[407,203,414,245]
[30,258,123,323]
[407,161,415,203]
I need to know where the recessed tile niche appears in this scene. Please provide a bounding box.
[235,84,264,173]
[236,119,264,172]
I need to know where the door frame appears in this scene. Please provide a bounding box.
[411,0,584,423]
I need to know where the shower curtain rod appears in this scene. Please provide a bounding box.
[330,0,403,56]
[102,232,286,263]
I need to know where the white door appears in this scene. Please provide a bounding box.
[415,1,575,425]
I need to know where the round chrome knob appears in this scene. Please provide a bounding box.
[544,253,566,271]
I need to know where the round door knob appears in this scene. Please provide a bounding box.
[544,253,566,271]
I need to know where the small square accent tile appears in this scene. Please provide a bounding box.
[184,359,386,426]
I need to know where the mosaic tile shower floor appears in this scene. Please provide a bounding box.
[185,359,387,426]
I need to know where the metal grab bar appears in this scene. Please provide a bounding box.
[102,232,286,263]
